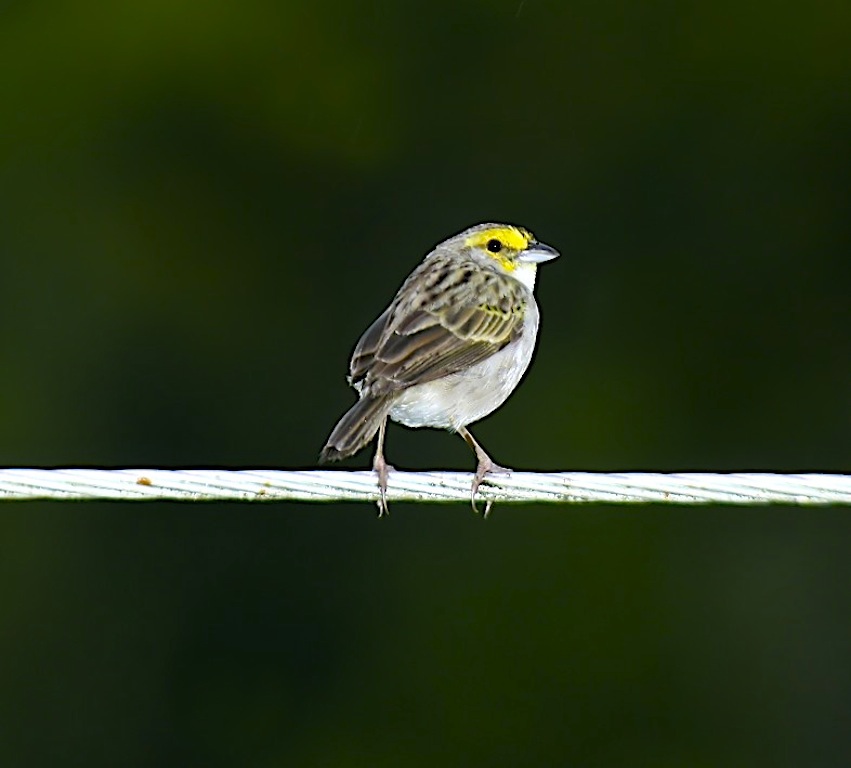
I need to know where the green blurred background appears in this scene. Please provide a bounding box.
[1,1,849,765]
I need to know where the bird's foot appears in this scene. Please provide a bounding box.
[471,459,512,518]
[373,454,394,517]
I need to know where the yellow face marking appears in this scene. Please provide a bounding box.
[464,226,535,272]
[465,226,533,252]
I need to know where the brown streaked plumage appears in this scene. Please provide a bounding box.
[320,222,559,515]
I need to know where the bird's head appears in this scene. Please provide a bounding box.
[457,223,559,288]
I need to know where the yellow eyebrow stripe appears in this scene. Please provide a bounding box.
[464,226,533,252]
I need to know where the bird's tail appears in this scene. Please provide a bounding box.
[320,395,393,463]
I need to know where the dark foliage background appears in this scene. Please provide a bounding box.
[1,1,849,765]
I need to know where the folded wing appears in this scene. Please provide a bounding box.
[349,264,527,397]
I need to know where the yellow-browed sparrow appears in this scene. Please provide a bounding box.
[320,222,559,515]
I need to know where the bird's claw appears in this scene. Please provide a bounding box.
[471,461,512,518]
[373,455,394,517]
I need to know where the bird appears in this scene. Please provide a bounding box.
[320,222,559,516]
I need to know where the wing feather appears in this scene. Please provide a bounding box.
[349,307,391,383]
[348,259,528,396]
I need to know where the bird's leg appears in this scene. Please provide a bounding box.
[372,416,394,517]
[457,426,512,517]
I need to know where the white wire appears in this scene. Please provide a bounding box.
[0,469,848,505]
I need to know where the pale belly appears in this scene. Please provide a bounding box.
[388,305,540,431]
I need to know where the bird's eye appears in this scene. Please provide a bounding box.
[486,239,503,253]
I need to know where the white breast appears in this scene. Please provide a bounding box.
[388,299,540,431]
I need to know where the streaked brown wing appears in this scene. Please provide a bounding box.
[350,266,527,395]
[349,307,392,383]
